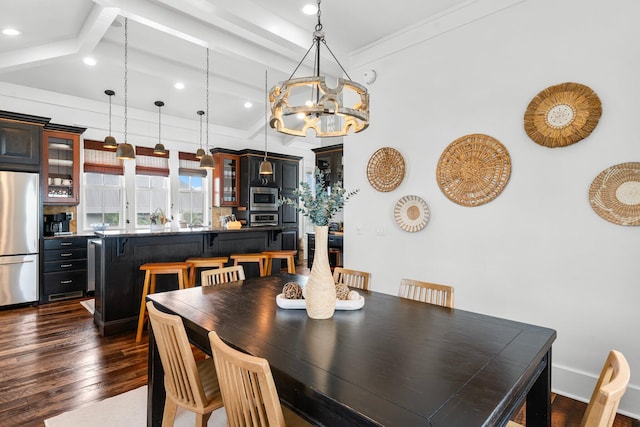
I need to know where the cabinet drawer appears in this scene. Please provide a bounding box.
[43,270,87,294]
[43,248,86,262]
[43,259,87,273]
[44,238,87,251]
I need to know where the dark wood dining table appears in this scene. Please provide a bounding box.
[146,273,556,427]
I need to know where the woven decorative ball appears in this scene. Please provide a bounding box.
[282,282,303,299]
[348,290,360,301]
[335,284,350,300]
[367,147,405,192]
[524,82,602,148]
[437,134,511,207]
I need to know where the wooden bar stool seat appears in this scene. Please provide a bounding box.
[262,250,297,275]
[229,253,268,277]
[185,256,229,287]
[136,262,192,343]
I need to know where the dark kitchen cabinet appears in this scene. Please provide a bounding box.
[0,111,49,172]
[41,237,88,303]
[238,150,301,266]
[42,124,86,205]
[312,143,343,189]
[307,232,343,269]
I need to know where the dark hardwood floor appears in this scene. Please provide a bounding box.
[0,270,637,426]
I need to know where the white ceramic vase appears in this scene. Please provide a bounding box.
[305,225,336,319]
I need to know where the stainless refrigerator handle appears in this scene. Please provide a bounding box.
[0,260,35,266]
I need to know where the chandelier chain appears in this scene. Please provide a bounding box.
[315,0,322,31]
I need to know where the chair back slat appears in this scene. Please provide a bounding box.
[146,301,209,409]
[398,278,454,308]
[333,267,371,291]
[202,265,246,286]
[209,331,286,427]
[581,350,630,427]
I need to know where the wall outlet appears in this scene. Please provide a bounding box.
[375,225,385,236]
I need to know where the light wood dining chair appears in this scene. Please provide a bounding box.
[333,267,371,291]
[507,350,630,427]
[146,301,223,427]
[398,278,454,308]
[201,265,245,286]
[208,331,310,427]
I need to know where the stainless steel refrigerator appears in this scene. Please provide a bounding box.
[0,171,39,306]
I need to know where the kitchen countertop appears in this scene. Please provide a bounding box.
[94,225,284,238]
[42,226,285,239]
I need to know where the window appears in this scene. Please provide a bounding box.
[135,146,170,227]
[83,140,124,229]
[136,174,169,226]
[178,152,207,225]
[85,173,123,227]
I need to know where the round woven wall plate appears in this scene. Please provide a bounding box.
[524,82,602,148]
[437,134,511,207]
[367,147,405,192]
[394,195,429,232]
[589,162,640,226]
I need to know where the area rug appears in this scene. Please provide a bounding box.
[44,386,227,427]
[80,298,95,315]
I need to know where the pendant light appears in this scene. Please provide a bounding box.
[153,100,167,154]
[103,89,117,148]
[115,17,135,160]
[269,0,369,137]
[259,69,273,175]
[199,47,214,170]
[195,110,205,159]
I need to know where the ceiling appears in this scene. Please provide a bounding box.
[0,0,469,146]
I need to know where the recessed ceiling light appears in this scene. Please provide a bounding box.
[244,101,253,109]
[2,28,21,36]
[174,82,185,90]
[301,4,318,15]
[83,57,97,66]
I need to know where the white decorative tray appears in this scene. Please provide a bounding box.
[276,294,365,311]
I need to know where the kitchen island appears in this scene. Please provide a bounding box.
[90,226,285,336]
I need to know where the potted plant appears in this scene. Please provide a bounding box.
[280,168,358,318]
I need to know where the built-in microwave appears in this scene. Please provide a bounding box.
[249,186,279,211]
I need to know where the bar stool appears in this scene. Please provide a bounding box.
[229,253,268,277]
[329,248,343,268]
[185,256,229,287]
[262,250,297,275]
[136,262,192,343]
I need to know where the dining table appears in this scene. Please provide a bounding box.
[146,273,556,426]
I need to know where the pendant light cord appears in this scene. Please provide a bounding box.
[108,94,112,135]
[206,47,209,152]
[264,69,268,160]
[124,17,128,144]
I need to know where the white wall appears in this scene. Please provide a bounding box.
[345,0,640,417]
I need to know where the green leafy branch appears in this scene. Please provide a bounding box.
[278,167,359,226]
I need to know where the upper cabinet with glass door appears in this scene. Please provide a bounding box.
[42,125,86,205]
[211,149,240,207]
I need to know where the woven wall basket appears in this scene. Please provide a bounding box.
[524,82,602,148]
[394,195,430,232]
[589,162,640,226]
[437,134,511,207]
[367,147,405,192]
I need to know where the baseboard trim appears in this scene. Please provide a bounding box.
[553,364,639,420]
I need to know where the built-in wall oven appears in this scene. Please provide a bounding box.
[249,186,278,211]
[250,212,278,226]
